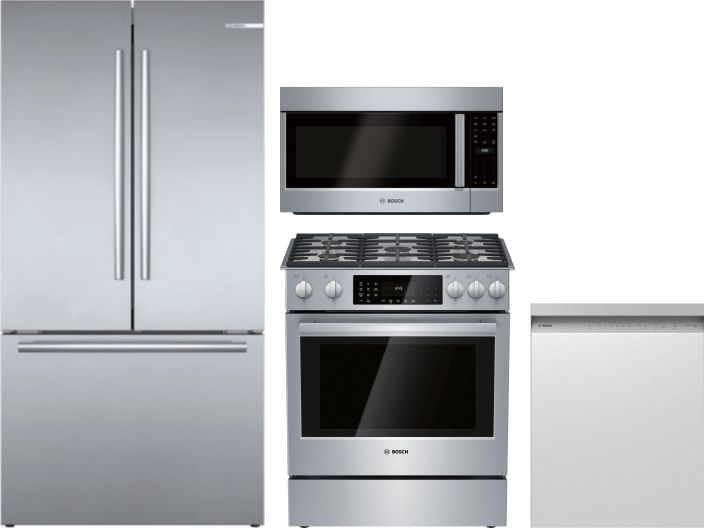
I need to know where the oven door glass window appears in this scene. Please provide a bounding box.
[285,113,456,188]
[300,336,494,437]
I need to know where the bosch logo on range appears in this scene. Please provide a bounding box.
[379,197,405,204]
[384,449,409,455]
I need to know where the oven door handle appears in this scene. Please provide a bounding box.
[298,322,497,336]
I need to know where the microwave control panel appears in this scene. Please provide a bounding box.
[354,275,442,305]
[467,112,498,188]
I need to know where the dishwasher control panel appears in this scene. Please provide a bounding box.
[532,316,704,333]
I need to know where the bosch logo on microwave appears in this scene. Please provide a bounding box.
[379,198,405,204]
[384,449,409,455]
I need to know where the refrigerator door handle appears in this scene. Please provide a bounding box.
[114,49,124,280]
[17,342,248,353]
[140,49,151,280]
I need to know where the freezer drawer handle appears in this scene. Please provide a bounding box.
[140,49,151,280]
[17,342,248,353]
[114,49,124,280]
[299,322,497,335]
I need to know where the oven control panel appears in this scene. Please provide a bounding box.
[286,270,510,312]
[467,112,499,188]
[354,275,442,305]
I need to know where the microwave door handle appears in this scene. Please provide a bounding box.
[298,322,496,336]
[455,113,465,188]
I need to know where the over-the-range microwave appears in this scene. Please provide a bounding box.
[280,87,502,214]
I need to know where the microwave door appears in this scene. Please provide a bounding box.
[280,112,472,214]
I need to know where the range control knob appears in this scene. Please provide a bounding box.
[294,280,312,299]
[324,280,343,299]
[488,280,507,299]
[446,280,465,299]
[468,280,486,299]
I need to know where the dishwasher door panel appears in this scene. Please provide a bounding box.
[531,320,703,527]
[1,334,263,525]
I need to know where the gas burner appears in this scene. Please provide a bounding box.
[452,253,481,262]
[285,234,511,268]
[384,246,411,254]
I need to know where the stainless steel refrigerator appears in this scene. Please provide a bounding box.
[1,1,264,524]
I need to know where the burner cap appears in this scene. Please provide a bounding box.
[453,254,480,261]
[384,246,411,253]
[319,253,341,261]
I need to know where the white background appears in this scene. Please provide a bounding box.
[264,0,705,526]
[0,0,704,527]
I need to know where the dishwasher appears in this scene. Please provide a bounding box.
[531,304,703,528]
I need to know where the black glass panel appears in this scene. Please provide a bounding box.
[286,113,455,188]
[301,336,494,437]
[466,112,499,188]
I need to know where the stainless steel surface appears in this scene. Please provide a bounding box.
[280,87,503,214]
[532,302,705,317]
[282,188,473,214]
[17,341,248,353]
[140,48,151,280]
[298,321,497,336]
[286,268,510,312]
[281,87,503,111]
[287,312,510,476]
[289,478,507,527]
[455,113,465,188]
[1,333,264,525]
[133,1,264,331]
[1,1,133,332]
[531,310,704,527]
[470,112,503,213]
[114,49,125,281]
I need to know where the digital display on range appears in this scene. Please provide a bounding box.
[354,275,442,305]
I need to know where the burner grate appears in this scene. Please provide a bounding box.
[286,233,509,268]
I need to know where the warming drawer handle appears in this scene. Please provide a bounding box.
[298,322,497,335]
[140,49,151,280]
[17,342,248,353]
[114,49,124,281]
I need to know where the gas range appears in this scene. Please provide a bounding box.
[283,233,514,313]
[283,233,513,527]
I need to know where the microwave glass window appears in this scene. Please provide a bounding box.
[286,113,455,188]
[300,336,494,437]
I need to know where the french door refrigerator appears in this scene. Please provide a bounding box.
[1,1,263,524]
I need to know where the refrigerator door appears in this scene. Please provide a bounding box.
[1,334,264,525]
[133,1,263,331]
[1,1,132,331]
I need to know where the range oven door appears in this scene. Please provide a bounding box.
[281,112,475,214]
[286,313,509,476]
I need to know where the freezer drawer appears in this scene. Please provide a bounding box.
[531,311,703,527]
[1,334,263,525]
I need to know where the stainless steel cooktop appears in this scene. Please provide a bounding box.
[284,233,511,268]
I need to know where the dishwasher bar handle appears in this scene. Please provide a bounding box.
[18,342,247,353]
[299,322,497,336]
